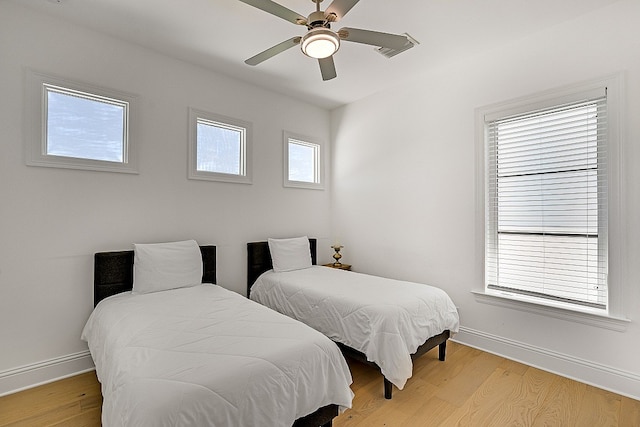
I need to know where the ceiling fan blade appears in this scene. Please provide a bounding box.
[237,0,307,25]
[338,27,408,50]
[245,37,301,66]
[325,0,360,22]
[318,56,337,81]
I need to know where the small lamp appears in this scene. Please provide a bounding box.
[331,244,344,267]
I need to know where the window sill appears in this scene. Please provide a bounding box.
[471,290,630,332]
[188,170,252,184]
[26,156,139,174]
[283,180,325,190]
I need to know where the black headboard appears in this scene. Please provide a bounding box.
[246,238,317,296]
[94,245,217,306]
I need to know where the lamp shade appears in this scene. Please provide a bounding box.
[301,28,340,59]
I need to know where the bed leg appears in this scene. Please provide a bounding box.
[384,378,393,399]
[438,340,447,361]
[321,421,332,427]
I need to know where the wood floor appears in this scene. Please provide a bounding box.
[1,341,639,426]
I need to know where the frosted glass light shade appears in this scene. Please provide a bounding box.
[301,28,340,59]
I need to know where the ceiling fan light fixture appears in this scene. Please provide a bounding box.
[301,27,340,59]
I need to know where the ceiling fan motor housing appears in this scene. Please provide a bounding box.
[307,10,328,28]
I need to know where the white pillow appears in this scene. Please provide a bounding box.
[268,236,312,272]
[133,240,203,294]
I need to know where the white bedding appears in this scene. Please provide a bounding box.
[250,266,460,390]
[82,284,353,427]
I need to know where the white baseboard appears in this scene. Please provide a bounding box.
[3,332,639,401]
[0,351,95,397]
[453,326,640,401]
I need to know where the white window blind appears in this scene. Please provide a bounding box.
[485,95,608,309]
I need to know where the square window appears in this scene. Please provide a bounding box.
[284,132,324,190]
[188,109,252,184]
[196,120,243,175]
[25,70,138,173]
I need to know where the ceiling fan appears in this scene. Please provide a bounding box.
[238,0,410,81]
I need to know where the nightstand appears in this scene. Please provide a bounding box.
[322,263,352,271]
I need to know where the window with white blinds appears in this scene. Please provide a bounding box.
[485,93,608,310]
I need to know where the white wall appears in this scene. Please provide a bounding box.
[3,0,639,401]
[331,0,640,399]
[0,2,334,394]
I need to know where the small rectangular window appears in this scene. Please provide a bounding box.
[284,131,324,190]
[25,70,138,173]
[46,85,127,162]
[188,108,252,184]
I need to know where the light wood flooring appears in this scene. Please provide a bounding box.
[1,341,639,426]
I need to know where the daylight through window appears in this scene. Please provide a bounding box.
[25,70,137,173]
[188,109,252,184]
[196,119,244,176]
[288,139,319,183]
[45,85,128,162]
[284,132,323,190]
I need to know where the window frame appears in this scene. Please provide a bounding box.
[283,131,325,190]
[474,74,627,324]
[187,108,253,184]
[24,69,138,174]
[488,97,607,309]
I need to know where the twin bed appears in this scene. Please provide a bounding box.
[247,237,460,399]
[83,237,459,426]
[83,241,353,427]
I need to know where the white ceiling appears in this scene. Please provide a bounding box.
[15,0,620,109]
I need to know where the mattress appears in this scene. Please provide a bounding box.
[250,266,460,389]
[82,283,353,427]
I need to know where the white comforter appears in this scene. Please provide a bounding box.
[250,266,460,390]
[82,284,353,427]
